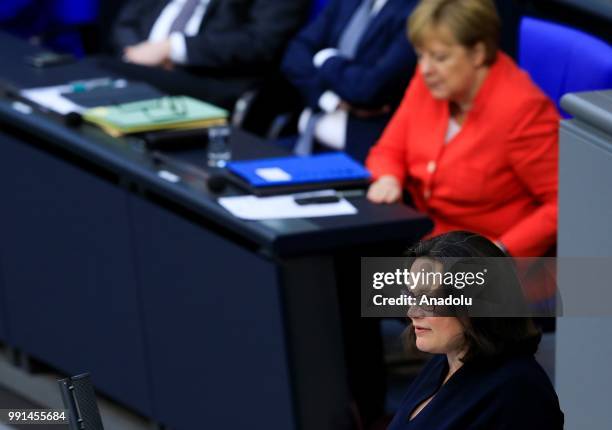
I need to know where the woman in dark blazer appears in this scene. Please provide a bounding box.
[388,231,564,429]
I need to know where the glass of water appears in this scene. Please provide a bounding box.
[207,125,231,168]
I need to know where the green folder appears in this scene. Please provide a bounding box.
[83,96,228,136]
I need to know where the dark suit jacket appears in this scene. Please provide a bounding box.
[281,0,418,162]
[111,0,309,107]
[388,353,564,429]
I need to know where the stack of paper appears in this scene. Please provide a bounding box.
[218,191,358,220]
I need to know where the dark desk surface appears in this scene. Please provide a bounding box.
[0,32,432,257]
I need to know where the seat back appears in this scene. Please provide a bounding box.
[519,16,612,117]
[52,0,98,25]
[308,0,330,22]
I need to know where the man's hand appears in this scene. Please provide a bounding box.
[367,175,402,204]
[124,39,171,67]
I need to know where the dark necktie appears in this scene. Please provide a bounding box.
[338,0,375,58]
[168,0,200,34]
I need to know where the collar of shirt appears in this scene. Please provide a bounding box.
[149,0,210,42]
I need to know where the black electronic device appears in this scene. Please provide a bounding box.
[143,128,208,151]
[294,194,341,205]
[58,373,105,430]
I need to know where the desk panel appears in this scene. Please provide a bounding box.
[129,195,295,429]
[0,249,8,343]
[0,131,152,415]
[557,115,612,428]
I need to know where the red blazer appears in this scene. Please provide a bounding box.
[366,53,559,257]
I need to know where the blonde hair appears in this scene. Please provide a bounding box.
[408,0,501,65]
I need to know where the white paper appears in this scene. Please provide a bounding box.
[20,85,85,115]
[218,190,357,220]
[255,167,292,182]
[157,170,180,183]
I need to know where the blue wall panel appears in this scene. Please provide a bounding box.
[129,195,296,430]
[0,131,153,416]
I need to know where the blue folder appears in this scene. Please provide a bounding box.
[227,153,371,195]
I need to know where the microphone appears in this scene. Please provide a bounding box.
[207,173,228,193]
[64,111,83,128]
[150,151,229,194]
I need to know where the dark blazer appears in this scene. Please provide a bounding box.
[113,0,309,72]
[281,0,418,162]
[388,353,564,429]
[110,0,309,108]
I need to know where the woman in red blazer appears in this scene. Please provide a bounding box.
[366,0,559,257]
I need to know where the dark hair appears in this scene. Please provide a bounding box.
[404,231,541,362]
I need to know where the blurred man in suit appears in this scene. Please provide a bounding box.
[282,0,418,162]
[109,0,310,109]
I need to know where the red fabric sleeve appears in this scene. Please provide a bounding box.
[365,76,419,183]
[498,97,559,257]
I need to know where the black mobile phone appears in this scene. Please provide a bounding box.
[25,52,75,68]
[294,195,340,205]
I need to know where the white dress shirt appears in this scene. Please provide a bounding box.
[299,0,390,150]
[445,117,461,143]
[148,0,210,64]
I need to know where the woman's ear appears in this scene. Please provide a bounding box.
[471,41,487,67]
